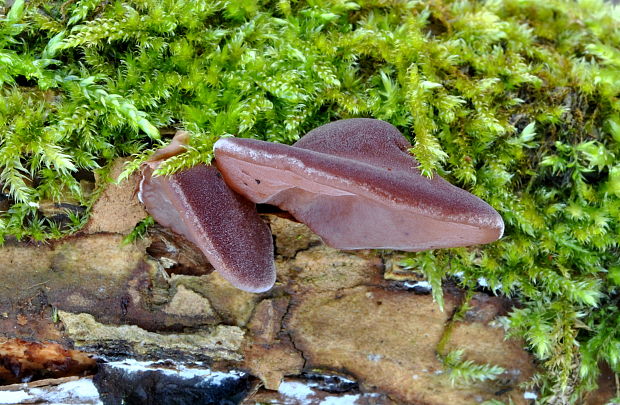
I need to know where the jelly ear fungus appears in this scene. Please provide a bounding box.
[138,132,276,293]
[213,119,504,251]
[139,120,504,293]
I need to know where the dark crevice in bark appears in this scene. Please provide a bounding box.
[280,296,307,370]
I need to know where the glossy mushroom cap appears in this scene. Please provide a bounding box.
[213,119,504,251]
[139,133,276,293]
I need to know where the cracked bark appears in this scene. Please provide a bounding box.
[281,296,308,370]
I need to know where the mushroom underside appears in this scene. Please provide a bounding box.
[214,149,503,250]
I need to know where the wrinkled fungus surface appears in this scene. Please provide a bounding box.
[139,134,275,293]
[214,119,504,251]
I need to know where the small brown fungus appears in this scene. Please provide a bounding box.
[139,132,276,293]
[213,119,504,251]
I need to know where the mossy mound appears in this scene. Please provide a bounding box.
[1,0,619,402]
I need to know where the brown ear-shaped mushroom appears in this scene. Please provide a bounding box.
[213,119,504,251]
[139,132,276,293]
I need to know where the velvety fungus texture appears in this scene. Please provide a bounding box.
[214,119,504,251]
[139,134,276,293]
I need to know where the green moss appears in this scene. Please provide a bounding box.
[442,349,506,387]
[1,0,619,401]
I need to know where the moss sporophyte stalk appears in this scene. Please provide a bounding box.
[1,0,619,403]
